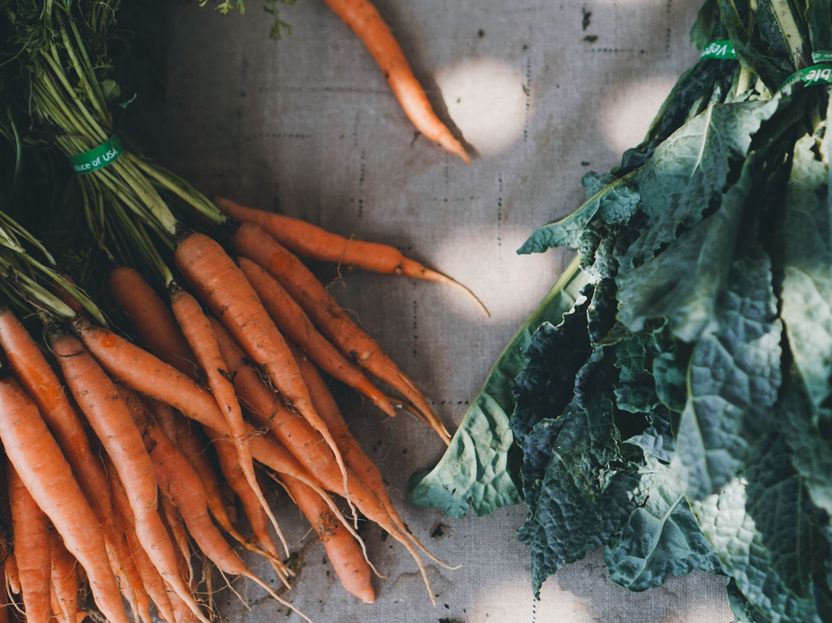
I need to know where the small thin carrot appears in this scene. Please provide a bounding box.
[108,466,177,623]
[239,257,396,416]
[217,198,487,315]
[209,434,289,582]
[50,334,208,623]
[170,288,286,554]
[0,379,129,623]
[297,352,456,571]
[231,223,450,443]
[49,531,78,623]
[283,476,375,603]
[320,0,469,162]
[8,466,50,623]
[174,232,354,516]
[109,267,196,375]
[4,553,18,596]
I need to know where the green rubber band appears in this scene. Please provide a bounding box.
[700,39,737,61]
[782,64,832,89]
[69,135,124,174]
[812,51,832,63]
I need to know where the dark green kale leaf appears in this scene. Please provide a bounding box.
[673,242,782,500]
[604,456,722,591]
[514,342,638,595]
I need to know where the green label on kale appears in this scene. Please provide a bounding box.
[700,39,737,61]
[812,51,832,63]
[782,64,832,89]
[69,135,124,174]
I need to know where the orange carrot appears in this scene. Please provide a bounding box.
[109,267,196,375]
[0,311,121,531]
[109,467,177,623]
[50,334,208,623]
[0,379,129,623]
[49,531,78,623]
[209,434,288,581]
[231,222,450,443]
[173,232,354,512]
[283,476,375,603]
[320,0,468,162]
[4,553,18,596]
[164,415,247,542]
[298,352,455,571]
[238,257,396,416]
[8,466,50,623]
[217,198,487,315]
[170,288,285,552]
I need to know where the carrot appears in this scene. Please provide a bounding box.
[165,415,249,544]
[231,222,450,443]
[0,379,129,623]
[173,232,354,515]
[209,434,289,582]
[297,352,455,572]
[0,559,9,623]
[320,0,469,162]
[4,553,18,596]
[49,531,78,623]
[109,466,177,623]
[109,267,196,375]
[49,334,208,623]
[0,310,121,532]
[170,289,286,554]
[8,466,50,623]
[136,409,310,622]
[283,476,375,603]
[218,198,488,315]
[110,527,154,623]
[210,319,439,601]
[238,257,396,416]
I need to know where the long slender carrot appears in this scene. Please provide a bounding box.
[0,379,129,623]
[108,466,177,623]
[170,289,286,552]
[0,559,9,623]
[296,353,453,571]
[231,222,450,443]
[217,198,488,315]
[8,466,50,623]
[49,531,78,623]
[0,310,120,533]
[108,524,154,623]
[109,267,196,375]
[210,434,289,581]
[173,232,354,514]
[50,334,208,623]
[239,257,396,416]
[320,0,469,162]
[283,476,375,603]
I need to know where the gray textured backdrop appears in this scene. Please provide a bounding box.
[149,1,733,621]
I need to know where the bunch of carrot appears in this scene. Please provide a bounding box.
[0,0,483,620]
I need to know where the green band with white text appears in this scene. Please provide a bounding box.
[69,135,124,174]
[700,39,737,61]
[812,51,832,63]
[782,64,832,89]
